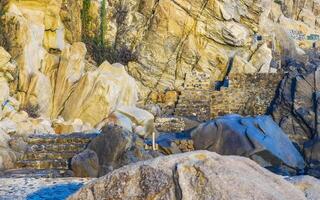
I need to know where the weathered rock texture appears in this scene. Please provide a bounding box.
[2,0,318,109]
[303,137,320,177]
[271,53,320,145]
[270,51,320,177]
[0,1,155,136]
[1,0,320,128]
[287,176,320,200]
[69,151,307,200]
[2,0,320,177]
[74,0,320,101]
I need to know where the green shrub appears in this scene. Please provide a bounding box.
[86,40,138,65]
[82,0,137,65]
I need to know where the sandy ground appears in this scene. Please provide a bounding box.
[0,177,93,200]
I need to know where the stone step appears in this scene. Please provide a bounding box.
[27,143,87,153]
[177,94,211,98]
[175,104,210,109]
[174,108,210,114]
[15,159,69,170]
[26,133,99,145]
[0,169,73,178]
[178,99,211,106]
[23,151,79,160]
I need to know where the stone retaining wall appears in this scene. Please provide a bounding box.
[211,73,283,118]
[156,72,283,128]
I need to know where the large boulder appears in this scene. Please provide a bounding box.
[71,125,161,177]
[61,61,155,137]
[69,151,306,200]
[60,61,136,124]
[71,149,100,178]
[191,115,305,175]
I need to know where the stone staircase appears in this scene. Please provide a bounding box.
[2,133,98,178]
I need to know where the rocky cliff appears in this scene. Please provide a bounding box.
[1,0,320,120]
[1,0,320,199]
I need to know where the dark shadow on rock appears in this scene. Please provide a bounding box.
[71,125,162,177]
[26,183,83,200]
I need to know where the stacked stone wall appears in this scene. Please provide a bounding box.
[211,73,283,118]
[157,72,283,129]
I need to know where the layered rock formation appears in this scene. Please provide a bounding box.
[105,0,278,100]
[0,1,154,136]
[72,0,320,102]
[0,0,156,171]
[1,0,320,130]
[2,1,320,198]
[270,51,320,177]
[271,54,320,146]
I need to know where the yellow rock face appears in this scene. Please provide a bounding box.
[50,42,87,118]
[1,0,320,136]
[99,0,266,96]
[60,62,138,127]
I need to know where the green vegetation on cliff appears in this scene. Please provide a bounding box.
[81,0,137,65]
[99,0,106,46]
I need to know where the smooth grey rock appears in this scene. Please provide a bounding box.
[191,115,305,174]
